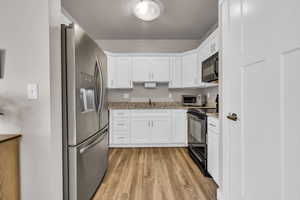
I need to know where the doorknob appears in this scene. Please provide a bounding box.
[227,113,238,121]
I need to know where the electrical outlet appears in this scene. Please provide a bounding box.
[207,93,210,98]
[169,93,172,98]
[27,83,39,100]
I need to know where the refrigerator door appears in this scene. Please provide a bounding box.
[69,129,108,200]
[65,24,103,146]
[94,55,109,131]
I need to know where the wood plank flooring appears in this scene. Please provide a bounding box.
[93,148,217,200]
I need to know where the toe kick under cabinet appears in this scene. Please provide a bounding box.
[109,109,187,147]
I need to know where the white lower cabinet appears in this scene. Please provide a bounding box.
[207,116,220,186]
[110,109,187,147]
[151,117,172,143]
[131,118,150,144]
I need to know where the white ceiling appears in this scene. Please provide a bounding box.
[62,0,218,40]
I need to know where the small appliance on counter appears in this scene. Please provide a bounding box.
[182,94,207,107]
[202,52,218,82]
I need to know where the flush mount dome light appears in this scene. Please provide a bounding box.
[133,0,162,21]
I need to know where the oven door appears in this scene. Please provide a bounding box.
[202,53,218,82]
[188,113,207,159]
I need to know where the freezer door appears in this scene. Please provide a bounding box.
[69,129,108,200]
[65,24,103,145]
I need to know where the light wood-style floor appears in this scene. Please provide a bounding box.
[93,148,217,200]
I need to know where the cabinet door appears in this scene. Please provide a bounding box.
[151,117,172,143]
[131,118,150,144]
[202,40,211,61]
[172,110,187,144]
[107,56,116,88]
[209,29,219,56]
[207,132,214,176]
[132,57,151,82]
[182,52,198,87]
[169,57,183,88]
[115,57,132,88]
[151,57,170,82]
[207,130,220,185]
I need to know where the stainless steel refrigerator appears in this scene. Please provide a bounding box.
[61,24,109,200]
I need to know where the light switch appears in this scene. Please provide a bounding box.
[27,83,39,100]
[169,93,172,98]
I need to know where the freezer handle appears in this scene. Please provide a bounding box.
[79,133,106,154]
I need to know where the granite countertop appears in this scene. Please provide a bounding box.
[108,102,217,110]
[0,134,22,143]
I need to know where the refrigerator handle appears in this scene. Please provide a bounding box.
[79,135,104,154]
[96,58,104,114]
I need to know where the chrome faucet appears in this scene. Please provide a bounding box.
[148,98,152,106]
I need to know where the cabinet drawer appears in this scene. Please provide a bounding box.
[112,119,129,131]
[112,110,130,118]
[112,134,130,144]
[207,117,220,133]
[131,110,171,118]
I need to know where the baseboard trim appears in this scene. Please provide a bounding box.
[109,143,188,148]
[217,189,224,200]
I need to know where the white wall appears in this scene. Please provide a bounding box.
[0,0,62,199]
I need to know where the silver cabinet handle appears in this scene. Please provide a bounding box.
[148,120,150,127]
[152,120,154,127]
[117,123,125,126]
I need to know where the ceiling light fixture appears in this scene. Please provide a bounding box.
[133,0,162,21]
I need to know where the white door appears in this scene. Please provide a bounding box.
[151,117,172,143]
[169,57,183,88]
[115,57,132,88]
[151,57,170,82]
[132,57,151,82]
[182,52,198,87]
[221,0,300,200]
[131,118,150,144]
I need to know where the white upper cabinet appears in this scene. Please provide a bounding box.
[106,28,219,89]
[107,56,132,89]
[132,56,170,82]
[151,57,170,82]
[169,56,183,88]
[182,52,199,87]
[132,57,151,82]
[209,29,219,56]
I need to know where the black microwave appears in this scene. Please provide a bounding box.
[202,52,218,82]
